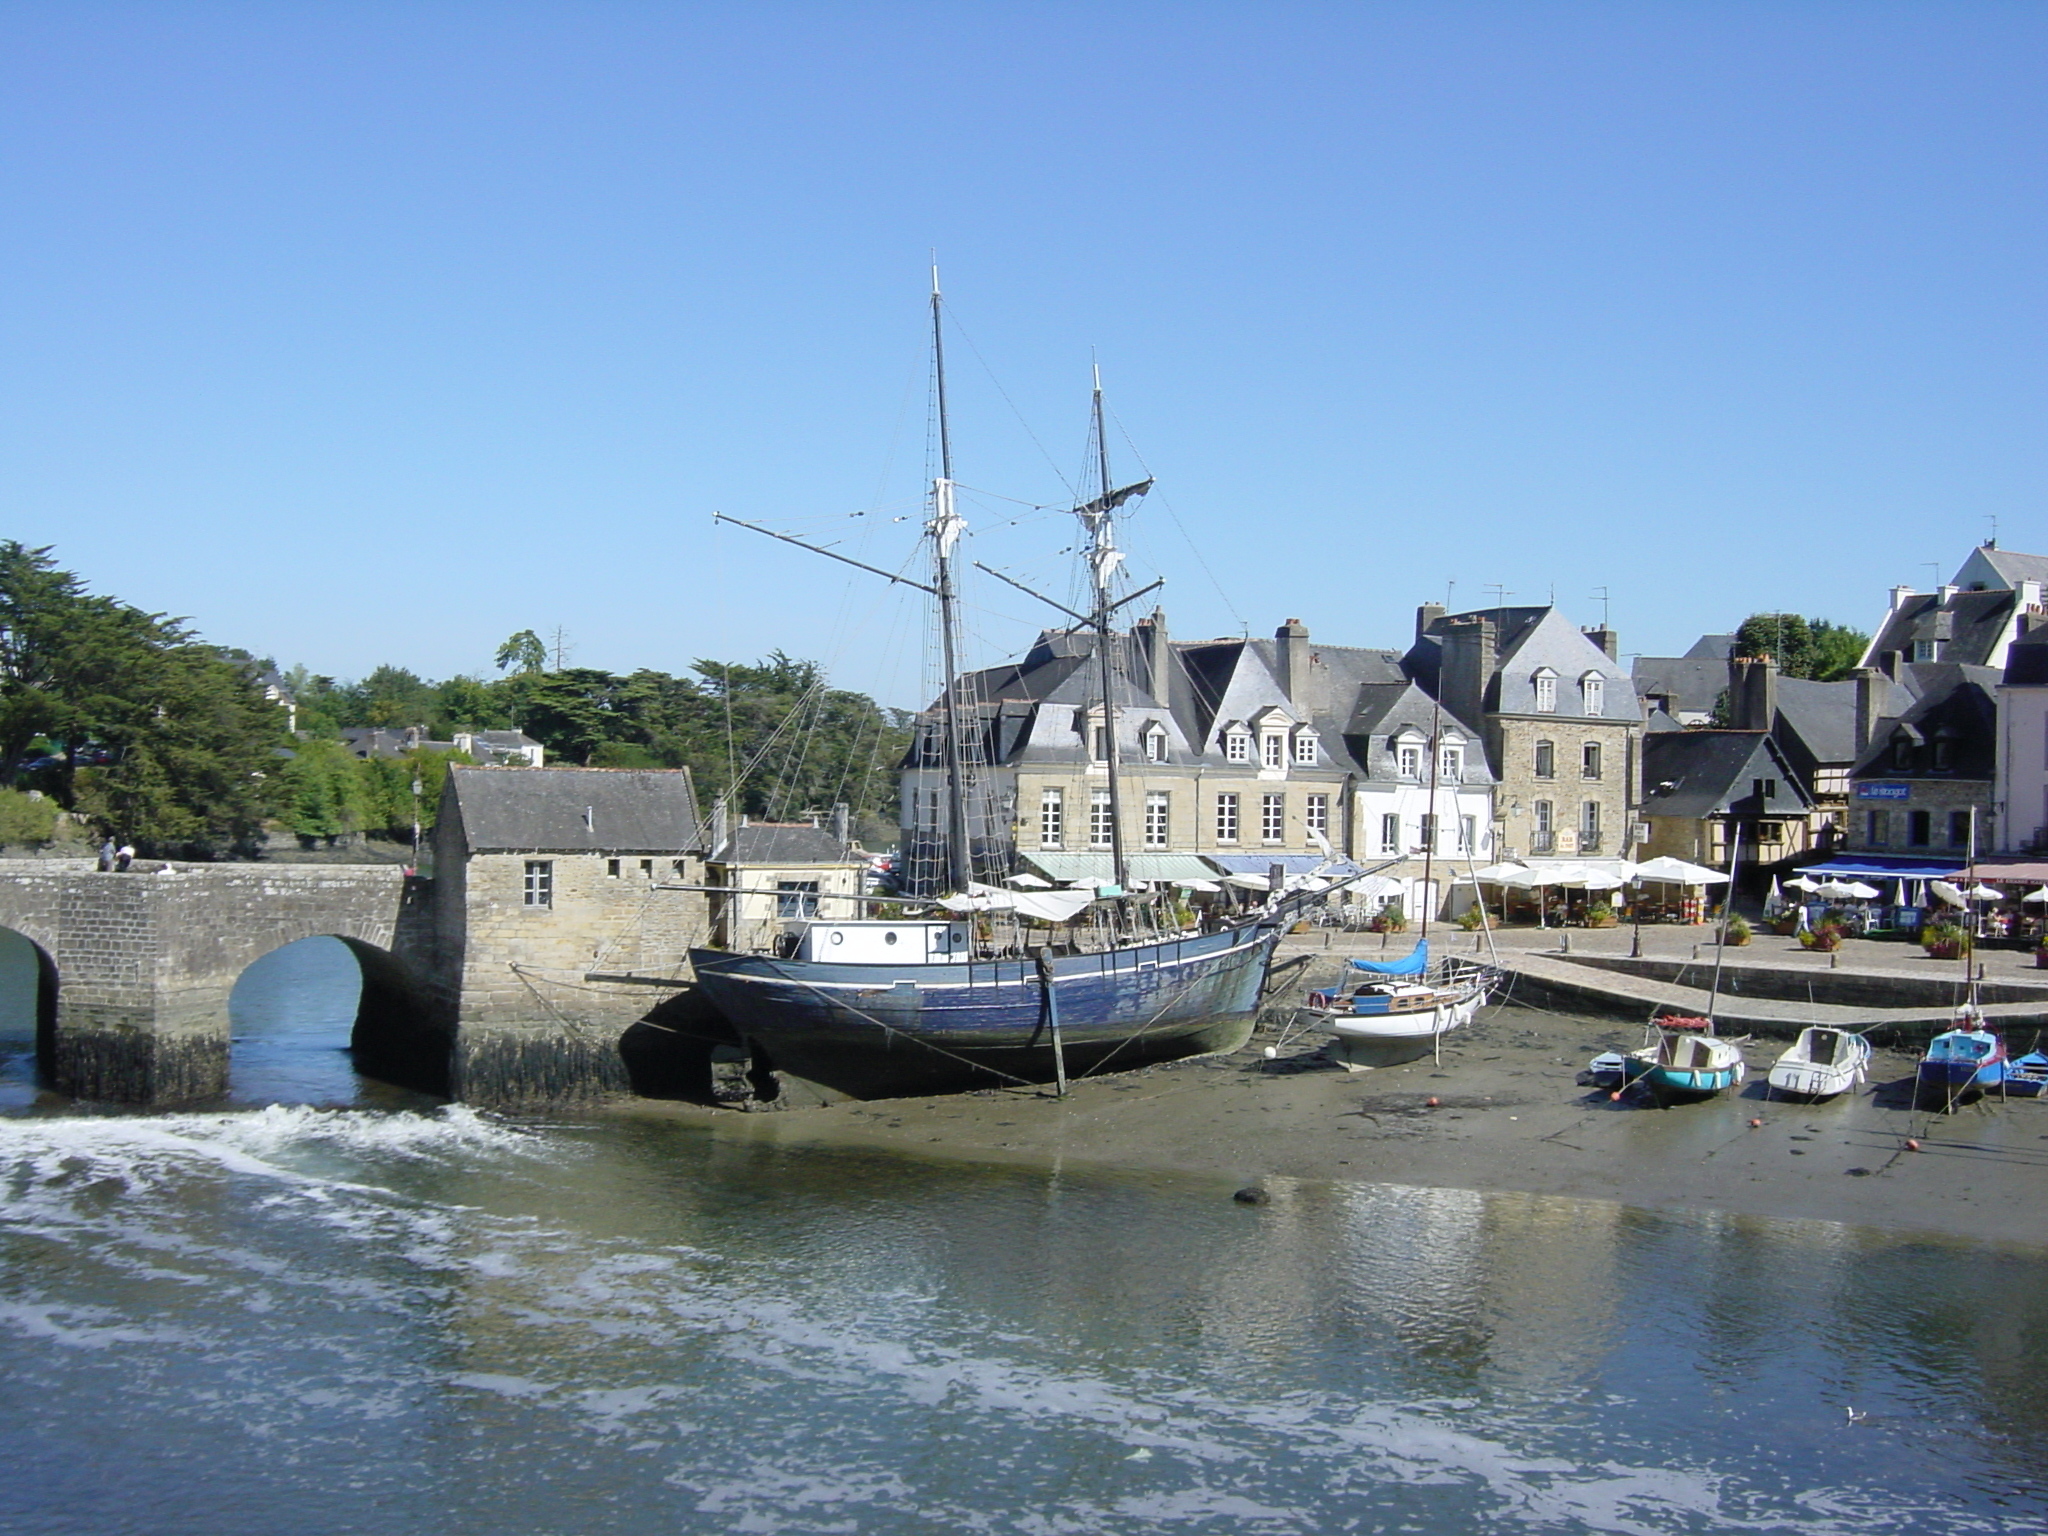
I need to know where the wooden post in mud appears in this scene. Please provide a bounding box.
[1035,947,1067,1097]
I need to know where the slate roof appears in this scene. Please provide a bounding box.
[446,766,704,853]
[1407,606,1641,720]
[1684,634,1736,660]
[2005,631,2048,688]
[1772,677,1859,766]
[1642,730,1813,820]
[1864,589,2016,670]
[1631,655,1725,720]
[1848,665,1999,781]
[1970,545,2048,590]
[714,823,853,865]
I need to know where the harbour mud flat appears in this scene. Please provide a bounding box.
[620,998,2048,1250]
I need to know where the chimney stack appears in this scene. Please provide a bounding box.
[1853,667,1885,753]
[1890,585,1915,612]
[1581,626,1619,661]
[1440,616,1497,730]
[1415,602,1446,644]
[1729,654,1777,731]
[1275,618,1311,705]
[1134,607,1172,704]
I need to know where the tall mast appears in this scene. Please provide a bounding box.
[930,267,974,894]
[1083,364,1130,890]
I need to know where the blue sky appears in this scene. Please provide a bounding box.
[4,2,2042,709]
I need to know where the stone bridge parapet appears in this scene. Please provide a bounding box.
[0,862,441,1103]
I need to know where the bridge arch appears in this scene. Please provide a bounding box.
[226,933,449,1104]
[0,924,59,1104]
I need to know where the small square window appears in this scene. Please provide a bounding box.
[607,859,621,878]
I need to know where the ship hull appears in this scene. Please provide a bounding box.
[689,926,1279,1099]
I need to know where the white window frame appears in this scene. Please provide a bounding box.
[1438,743,1462,782]
[1534,739,1555,779]
[1262,733,1285,770]
[1225,730,1252,763]
[1533,669,1558,714]
[1144,727,1168,764]
[1396,742,1421,778]
[1379,813,1400,855]
[1581,800,1600,838]
[523,860,553,908]
[1305,794,1329,839]
[1089,789,1113,848]
[1261,792,1285,843]
[1144,791,1170,848]
[1582,742,1601,780]
[1459,814,1476,853]
[1581,674,1604,717]
[1216,792,1240,843]
[1039,787,1064,848]
[1293,731,1318,766]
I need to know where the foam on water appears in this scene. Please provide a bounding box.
[0,1106,2041,1535]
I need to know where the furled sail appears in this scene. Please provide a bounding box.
[1349,941,1428,977]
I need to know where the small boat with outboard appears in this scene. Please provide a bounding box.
[1621,1014,1747,1103]
[1915,1009,2007,1108]
[1302,940,1497,1070]
[1766,1026,1872,1101]
[1997,1050,2048,1097]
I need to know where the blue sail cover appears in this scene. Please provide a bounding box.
[1349,940,1428,977]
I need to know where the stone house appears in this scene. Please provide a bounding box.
[429,767,712,1092]
[1406,605,1643,864]
[1632,634,1735,727]
[1839,664,1999,864]
[1639,728,1816,876]
[1721,654,1858,854]
[707,809,867,951]
[896,611,1495,918]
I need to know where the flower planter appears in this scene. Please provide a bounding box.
[1925,941,1965,960]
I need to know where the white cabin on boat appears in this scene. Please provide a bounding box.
[793,920,972,964]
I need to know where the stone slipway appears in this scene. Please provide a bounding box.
[1489,947,2048,1046]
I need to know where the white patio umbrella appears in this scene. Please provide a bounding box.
[1634,855,1732,885]
[2022,887,2048,904]
[1841,881,1882,900]
[1929,880,1966,906]
[1890,881,1908,906]
[1814,879,1877,900]
[1968,883,2004,902]
[1784,875,1821,893]
[1764,875,1784,913]
[1467,861,1533,883]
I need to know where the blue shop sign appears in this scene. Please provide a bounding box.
[1855,783,1911,800]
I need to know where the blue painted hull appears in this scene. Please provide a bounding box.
[689,925,1280,1099]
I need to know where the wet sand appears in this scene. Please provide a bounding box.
[621,1002,2048,1249]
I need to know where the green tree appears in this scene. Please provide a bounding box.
[277,737,366,843]
[1731,613,1868,682]
[494,629,548,675]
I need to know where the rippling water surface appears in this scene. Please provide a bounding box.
[0,944,2044,1533]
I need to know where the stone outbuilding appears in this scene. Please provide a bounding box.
[429,766,712,1098]
[707,809,867,951]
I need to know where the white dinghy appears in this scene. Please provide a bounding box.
[1766,1026,1871,1101]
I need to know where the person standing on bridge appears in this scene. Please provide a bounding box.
[114,843,134,872]
[97,838,116,872]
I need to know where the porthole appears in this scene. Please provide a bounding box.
[829,931,844,946]
[884,931,898,945]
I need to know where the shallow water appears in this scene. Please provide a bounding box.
[0,944,2044,1532]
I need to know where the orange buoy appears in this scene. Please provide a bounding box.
[1748,1118,1762,1128]
[1609,1091,1622,1101]
[1905,1138,1922,1152]
[1426,1096,1440,1108]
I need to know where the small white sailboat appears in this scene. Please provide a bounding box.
[1304,941,1497,1070]
[1766,1026,1871,1101]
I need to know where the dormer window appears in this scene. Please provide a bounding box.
[1438,743,1463,781]
[1091,724,1109,762]
[1533,669,1558,714]
[1891,732,1914,770]
[1224,728,1252,763]
[1913,640,1937,663]
[1396,741,1422,778]
[1294,730,1319,766]
[1144,725,1169,764]
[1581,674,1604,717]
[1262,732,1285,769]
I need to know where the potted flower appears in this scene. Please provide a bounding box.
[1454,905,1487,932]
[1799,919,1846,952]
[1369,902,1408,934]
[1921,921,1971,960]
[1772,909,1801,936]
[1722,914,1751,946]
[1585,902,1618,929]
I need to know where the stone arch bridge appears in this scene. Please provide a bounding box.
[0,861,449,1104]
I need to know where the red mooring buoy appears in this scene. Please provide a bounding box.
[1906,1138,1922,1152]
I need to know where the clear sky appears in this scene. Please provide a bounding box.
[5,2,2043,709]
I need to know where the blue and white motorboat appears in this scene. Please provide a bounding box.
[1915,1010,2007,1107]
[1997,1050,2048,1097]
[1622,1014,1747,1103]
